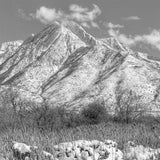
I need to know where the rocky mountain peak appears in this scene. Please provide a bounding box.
[0,21,160,117]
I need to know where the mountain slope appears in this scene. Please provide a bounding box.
[1,21,160,116]
[0,40,23,63]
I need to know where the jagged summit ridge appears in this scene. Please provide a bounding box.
[62,21,97,46]
[0,21,160,116]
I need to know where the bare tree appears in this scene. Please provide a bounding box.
[115,79,145,123]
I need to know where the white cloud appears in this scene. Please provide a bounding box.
[91,21,99,28]
[141,30,160,50]
[108,28,120,37]
[105,22,124,29]
[117,33,137,46]
[31,4,101,28]
[123,16,140,20]
[69,4,88,12]
[33,6,64,24]
[18,9,32,21]
[108,28,160,51]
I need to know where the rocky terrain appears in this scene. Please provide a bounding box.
[6,139,160,160]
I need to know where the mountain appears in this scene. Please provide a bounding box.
[1,21,160,117]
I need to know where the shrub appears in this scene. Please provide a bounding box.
[114,89,144,123]
[30,104,85,131]
[81,102,108,124]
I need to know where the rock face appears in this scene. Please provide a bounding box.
[1,21,160,116]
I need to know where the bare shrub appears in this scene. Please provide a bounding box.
[0,87,21,131]
[34,106,67,131]
[0,87,86,131]
[0,88,109,131]
[29,103,83,131]
[115,89,144,123]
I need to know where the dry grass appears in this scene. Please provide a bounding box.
[0,102,160,159]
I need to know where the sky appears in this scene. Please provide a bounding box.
[1,0,160,57]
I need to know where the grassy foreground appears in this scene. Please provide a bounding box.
[1,117,160,158]
[0,103,160,159]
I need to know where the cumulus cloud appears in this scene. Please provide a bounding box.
[123,16,140,20]
[31,4,101,28]
[108,28,160,51]
[33,7,64,24]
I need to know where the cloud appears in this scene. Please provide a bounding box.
[108,28,160,51]
[108,28,119,37]
[140,30,160,50]
[69,4,101,23]
[104,22,124,29]
[18,9,32,21]
[108,28,139,46]
[117,33,138,46]
[123,16,140,20]
[31,4,101,28]
[33,6,64,24]
[69,4,88,12]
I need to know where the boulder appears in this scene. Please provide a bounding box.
[12,141,38,160]
[123,141,160,160]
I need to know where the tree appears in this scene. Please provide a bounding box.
[115,85,144,123]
